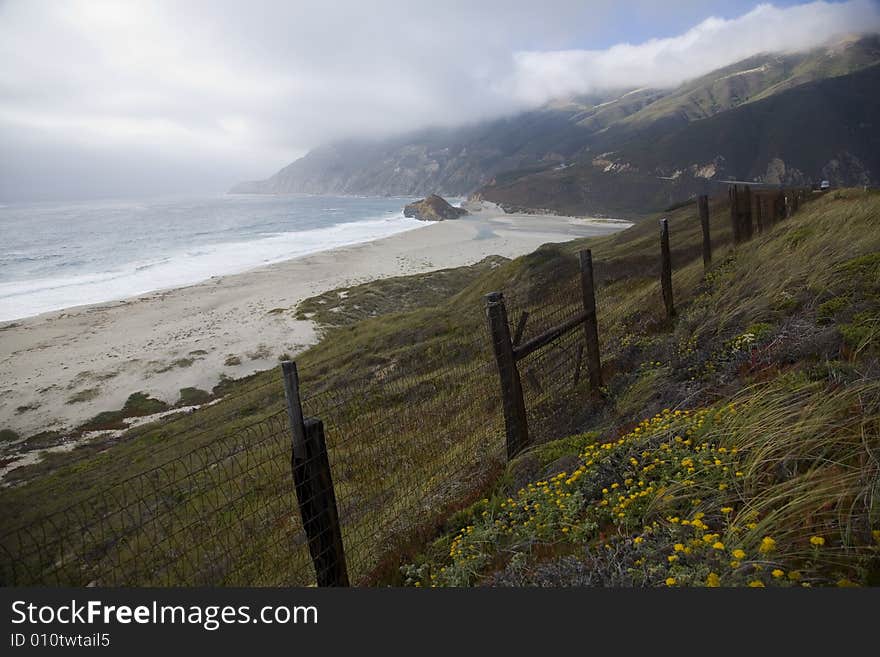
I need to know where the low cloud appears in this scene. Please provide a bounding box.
[507,1,880,104]
[0,0,878,199]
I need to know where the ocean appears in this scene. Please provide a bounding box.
[0,194,425,322]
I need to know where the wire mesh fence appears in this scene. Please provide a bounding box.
[0,266,606,586]
[0,407,314,585]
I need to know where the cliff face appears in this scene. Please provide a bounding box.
[403,195,468,221]
[232,37,880,214]
[229,107,604,197]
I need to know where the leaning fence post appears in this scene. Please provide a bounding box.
[578,250,603,391]
[660,218,675,320]
[281,361,349,587]
[698,195,711,268]
[485,292,529,459]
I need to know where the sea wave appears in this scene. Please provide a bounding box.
[0,212,425,321]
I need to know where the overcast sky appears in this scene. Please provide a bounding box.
[1,0,879,201]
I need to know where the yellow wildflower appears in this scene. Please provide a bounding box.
[758,536,776,554]
[706,572,721,588]
[771,569,784,579]
[732,549,746,560]
[712,541,725,550]
[809,536,825,547]
[633,536,644,545]
[748,580,765,588]
[673,543,685,552]
[665,577,676,587]
[787,571,801,581]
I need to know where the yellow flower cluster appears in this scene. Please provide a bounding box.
[411,400,870,588]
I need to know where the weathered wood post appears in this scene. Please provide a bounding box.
[660,218,675,320]
[578,250,603,391]
[281,361,349,587]
[775,190,785,222]
[741,185,753,240]
[729,185,753,242]
[485,292,529,458]
[698,194,711,268]
[728,185,741,245]
[754,191,764,234]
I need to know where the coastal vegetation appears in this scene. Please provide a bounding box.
[1,188,878,587]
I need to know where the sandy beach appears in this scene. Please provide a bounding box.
[0,203,630,439]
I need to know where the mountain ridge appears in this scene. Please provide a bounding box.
[231,35,880,214]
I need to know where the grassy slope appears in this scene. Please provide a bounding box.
[617,34,880,131]
[402,189,880,587]
[2,190,878,586]
[620,63,880,181]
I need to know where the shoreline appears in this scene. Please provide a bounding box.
[0,203,631,441]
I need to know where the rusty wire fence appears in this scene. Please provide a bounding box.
[0,276,602,586]
[0,399,315,586]
[505,276,598,445]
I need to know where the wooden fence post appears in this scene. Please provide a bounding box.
[728,185,741,244]
[281,361,349,587]
[729,185,753,242]
[578,250,603,391]
[741,185,753,240]
[660,218,675,320]
[698,194,711,268]
[485,292,529,459]
[754,192,764,234]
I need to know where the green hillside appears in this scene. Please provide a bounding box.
[619,63,880,183]
[616,34,880,132]
[402,189,880,586]
[478,63,880,217]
